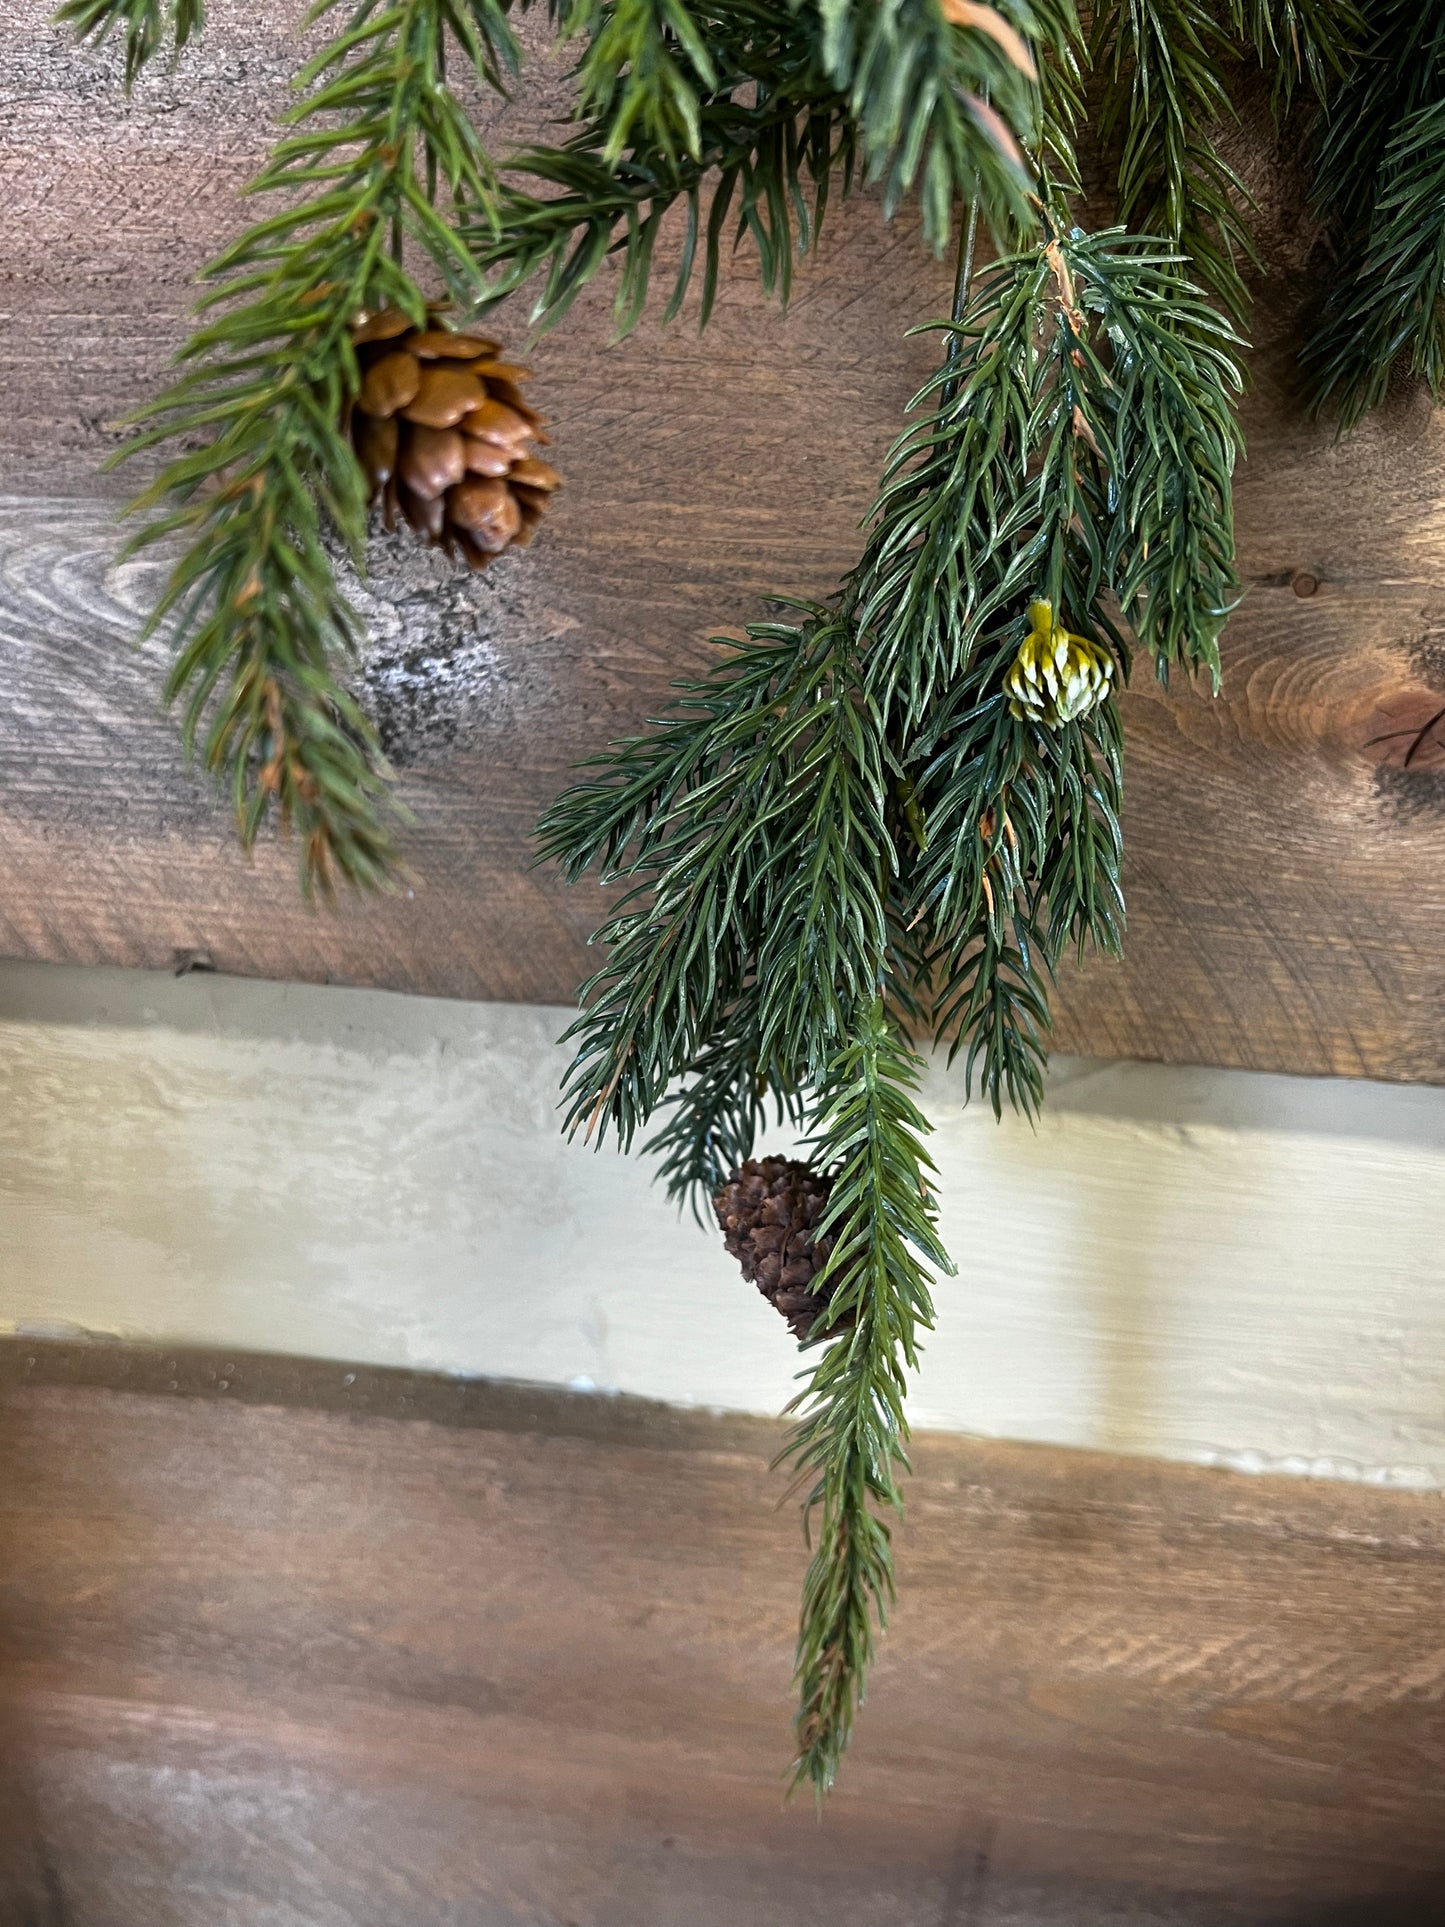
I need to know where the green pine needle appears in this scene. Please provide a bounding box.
[781,1001,948,1800]
[467,0,1052,337]
[57,0,203,89]
[114,0,515,895]
[1229,0,1362,106]
[1090,0,1256,320]
[1305,2,1445,427]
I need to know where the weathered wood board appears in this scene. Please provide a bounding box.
[0,1339,1444,1925]
[2,0,1445,1079]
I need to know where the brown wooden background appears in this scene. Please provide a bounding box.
[2,0,1445,1080]
[7,22,1445,1922]
[1,1339,1444,1926]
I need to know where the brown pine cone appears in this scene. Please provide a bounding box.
[349,308,561,570]
[713,1157,852,1341]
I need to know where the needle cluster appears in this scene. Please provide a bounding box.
[117,0,516,891]
[1305,2,1445,427]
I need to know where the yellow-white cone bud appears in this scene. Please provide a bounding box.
[1004,600,1115,728]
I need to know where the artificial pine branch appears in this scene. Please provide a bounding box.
[467,76,856,335]
[1086,1,1367,319]
[781,1000,948,1797]
[824,0,1038,243]
[1228,0,1361,106]
[117,0,514,893]
[540,216,1242,1782]
[1305,2,1445,428]
[645,990,808,1220]
[848,236,1119,733]
[85,0,1053,890]
[1090,0,1255,319]
[1306,0,1432,234]
[563,0,720,166]
[536,605,893,1158]
[469,0,1052,335]
[1021,0,1085,197]
[1095,241,1244,684]
[847,226,1239,1102]
[57,0,202,88]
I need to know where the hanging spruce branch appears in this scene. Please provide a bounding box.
[58,0,203,88]
[1228,0,1360,107]
[537,603,891,1162]
[116,0,518,893]
[538,219,1243,1789]
[1089,0,1255,319]
[1087,0,1361,321]
[1305,2,1445,428]
[468,0,1051,336]
[847,226,1239,1103]
[562,0,722,168]
[783,1005,948,1795]
[84,0,1052,892]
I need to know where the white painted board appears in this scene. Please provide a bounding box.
[2,959,1444,1485]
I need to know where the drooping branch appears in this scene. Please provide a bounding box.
[782,1002,947,1798]
[1306,4,1445,427]
[117,0,515,893]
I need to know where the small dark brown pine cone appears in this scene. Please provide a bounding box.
[348,308,561,570]
[713,1157,852,1341]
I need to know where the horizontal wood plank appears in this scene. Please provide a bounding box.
[0,1339,1444,1924]
[2,2,1445,1079]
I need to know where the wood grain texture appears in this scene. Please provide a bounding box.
[0,1339,1444,1926]
[2,0,1445,1079]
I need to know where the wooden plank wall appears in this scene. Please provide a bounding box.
[0,1339,1444,1926]
[2,0,1445,1081]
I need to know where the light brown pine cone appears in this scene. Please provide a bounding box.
[349,308,561,570]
